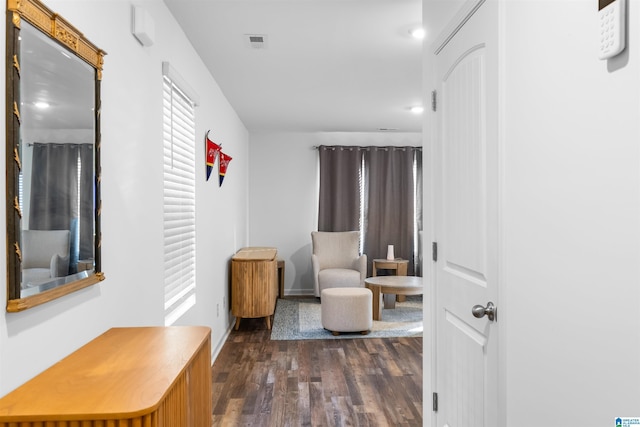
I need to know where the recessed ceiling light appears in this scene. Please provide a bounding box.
[34,101,50,109]
[410,27,425,40]
[410,106,424,114]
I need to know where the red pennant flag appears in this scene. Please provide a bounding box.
[205,130,221,181]
[218,151,232,186]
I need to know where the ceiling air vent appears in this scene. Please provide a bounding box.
[245,34,268,49]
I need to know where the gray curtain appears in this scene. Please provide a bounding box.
[29,143,94,272]
[363,146,421,276]
[317,145,423,276]
[78,144,94,260]
[317,145,363,232]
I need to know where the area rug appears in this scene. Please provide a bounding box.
[270,295,423,341]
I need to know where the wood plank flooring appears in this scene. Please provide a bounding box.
[211,318,423,426]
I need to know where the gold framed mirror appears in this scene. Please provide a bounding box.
[6,0,105,312]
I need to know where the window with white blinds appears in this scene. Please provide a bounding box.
[162,70,196,326]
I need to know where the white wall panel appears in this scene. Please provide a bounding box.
[0,0,249,395]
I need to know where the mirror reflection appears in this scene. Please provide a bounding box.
[19,20,96,295]
[6,0,105,312]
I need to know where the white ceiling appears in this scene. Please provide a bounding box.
[162,0,424,133]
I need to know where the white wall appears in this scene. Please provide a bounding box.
[502,0,640,425]
[248,131,421,295]
[0,0,249,395]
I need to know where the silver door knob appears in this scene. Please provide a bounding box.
[472,301,496,321]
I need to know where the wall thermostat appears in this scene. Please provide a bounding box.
[598,0,625,59]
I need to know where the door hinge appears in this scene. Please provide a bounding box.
[432,242,438,262]
[433,392,438,412]
[431,90,437,111]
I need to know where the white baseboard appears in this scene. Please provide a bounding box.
[210,321,235,365]
[282,290,315,298]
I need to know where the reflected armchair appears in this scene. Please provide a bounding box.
[21,230,70,288]
[311,231,367,297]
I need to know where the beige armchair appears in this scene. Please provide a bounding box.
[311,231,367,297]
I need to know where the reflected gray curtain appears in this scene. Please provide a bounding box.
[78,144,94,260]
[317,145,363,232]
[29,143,94,272]
[363,147,422,276]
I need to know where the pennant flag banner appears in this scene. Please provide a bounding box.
[218,151,233,187]
[205,130,221,181]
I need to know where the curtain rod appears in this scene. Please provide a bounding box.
[311,145,422,151]
[28,142,93,146]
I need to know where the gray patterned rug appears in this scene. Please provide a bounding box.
[270,295,423,340]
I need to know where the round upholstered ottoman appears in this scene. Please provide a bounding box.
[321,287,373,335]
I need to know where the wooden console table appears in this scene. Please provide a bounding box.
[0,326,211,426]
[277,258,285,298]
[232,247,278,330]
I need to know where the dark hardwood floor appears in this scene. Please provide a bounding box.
[211,317,423,426]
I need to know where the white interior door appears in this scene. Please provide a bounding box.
[432,1,499,426]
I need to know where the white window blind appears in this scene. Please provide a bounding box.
[162,67,196,326]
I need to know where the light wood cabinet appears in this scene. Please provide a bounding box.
[232,247,278,330]
[0,326,211,426]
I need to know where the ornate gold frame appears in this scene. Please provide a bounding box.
[7,0,105,75]
[5,0,106,312]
